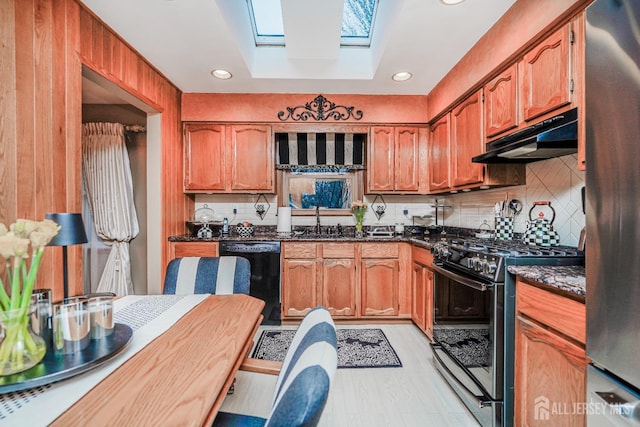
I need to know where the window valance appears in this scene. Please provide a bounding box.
[276,132,366,170]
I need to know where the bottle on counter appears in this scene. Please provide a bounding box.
[222,217,229,235]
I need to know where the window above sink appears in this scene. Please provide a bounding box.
[275,130,367,216]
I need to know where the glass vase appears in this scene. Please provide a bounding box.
[355,221,364,238]
[0,306,47,376]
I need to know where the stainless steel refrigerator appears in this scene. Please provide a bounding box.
[585,0,640,425]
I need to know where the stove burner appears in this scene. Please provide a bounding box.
[445,237,582,258]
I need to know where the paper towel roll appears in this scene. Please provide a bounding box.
[277,207,292,233]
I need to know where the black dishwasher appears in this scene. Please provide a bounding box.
[219,241,281,325]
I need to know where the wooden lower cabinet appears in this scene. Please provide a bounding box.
[322,258,356,316]
[360,258,398,316]
[282,242,357,318]
[515,280,587,427]
[281,242,408,320]
[282,258,318,317]
[412,246,434,338]
[169,241,218,258]
[282,243,319,317]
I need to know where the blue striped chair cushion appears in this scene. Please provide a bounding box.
[213,307,337,427]
[163,256,250,295]
[266,307,337,426]
[273,307,336,403]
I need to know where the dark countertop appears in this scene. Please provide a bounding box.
[169,232,435,249]
[508,265,585,300]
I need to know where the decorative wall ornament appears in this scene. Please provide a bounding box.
[254,194,270,220]
[371,194,387,221]
[277,95,364,122]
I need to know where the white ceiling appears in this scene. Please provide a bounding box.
[80,0,517,97]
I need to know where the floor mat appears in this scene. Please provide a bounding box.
[252,328,402,369]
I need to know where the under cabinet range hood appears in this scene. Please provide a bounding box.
[472,108,578,163]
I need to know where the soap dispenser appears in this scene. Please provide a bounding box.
[222,217,229,236]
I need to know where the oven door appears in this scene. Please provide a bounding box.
[430,263,505,426]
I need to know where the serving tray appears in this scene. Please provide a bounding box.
[0,323,133,394]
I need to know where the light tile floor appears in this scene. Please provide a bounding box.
[220,323,481,427]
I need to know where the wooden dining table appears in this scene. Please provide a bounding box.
[50,294,264,426]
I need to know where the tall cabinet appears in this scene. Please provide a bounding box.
[450,90,485,188]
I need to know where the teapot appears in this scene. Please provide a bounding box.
[523,201,560,247]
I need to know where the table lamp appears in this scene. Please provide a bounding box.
[45,213,89,299]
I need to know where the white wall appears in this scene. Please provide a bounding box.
[194,154,585,247]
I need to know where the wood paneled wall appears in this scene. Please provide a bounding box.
[182,93,429,124]
[0,0,187,300]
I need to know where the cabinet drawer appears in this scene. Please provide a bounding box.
[412,246,433,266]
[361,243,399,258]
[283,243,318,259]
[322,243,355,259]
[516,280,586,344]
[170,242,219,258]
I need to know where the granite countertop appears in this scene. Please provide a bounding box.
[169,232,435,249]
[508,265,586,300]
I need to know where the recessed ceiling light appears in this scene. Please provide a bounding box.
[211,69,232,80]
[441,0,466,4]
[392,71,412,82]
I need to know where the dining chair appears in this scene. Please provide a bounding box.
[214,306,338,427]
[162,256,251,295]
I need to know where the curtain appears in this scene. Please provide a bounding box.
[276,132,366,169]
[82,123,139,296]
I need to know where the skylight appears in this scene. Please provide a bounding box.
[247,0,378,47]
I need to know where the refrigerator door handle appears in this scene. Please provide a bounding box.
[593,391,640,422]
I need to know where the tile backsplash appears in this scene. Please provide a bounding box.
[193,154,585,247]
[443,155,585,247]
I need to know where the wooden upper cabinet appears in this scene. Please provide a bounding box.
[368,126,421,193]
[183,123,274,193]
[368,127,395,192]
[229,125,274,192]
[428,115,451,192]
[184,124,226,191]
[451,90,485,188]
[394,127,420,191]
[484,64,518,139]
[521,24,572,122]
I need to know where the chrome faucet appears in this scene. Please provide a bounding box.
[315,206,321,235]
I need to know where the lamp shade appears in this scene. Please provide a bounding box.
[45,213,89,246]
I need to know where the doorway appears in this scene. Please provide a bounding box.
[81,66,162,294]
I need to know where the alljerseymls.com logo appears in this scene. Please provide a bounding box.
[533,395,633,420]
[534,396,550,421]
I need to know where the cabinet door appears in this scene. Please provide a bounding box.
[521,24,572,121]
[451,90,485,188]
[184,124,226,191]
[360,259,398,316]
[515,315,587,426]
[428,115,450,192]
[229,125,274,192]
[484,64,518,139]
[282,259,317,317]
[394,127,419,191]
[412,262,427,331]
[322,259,356,317]
[368,127,395,192]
